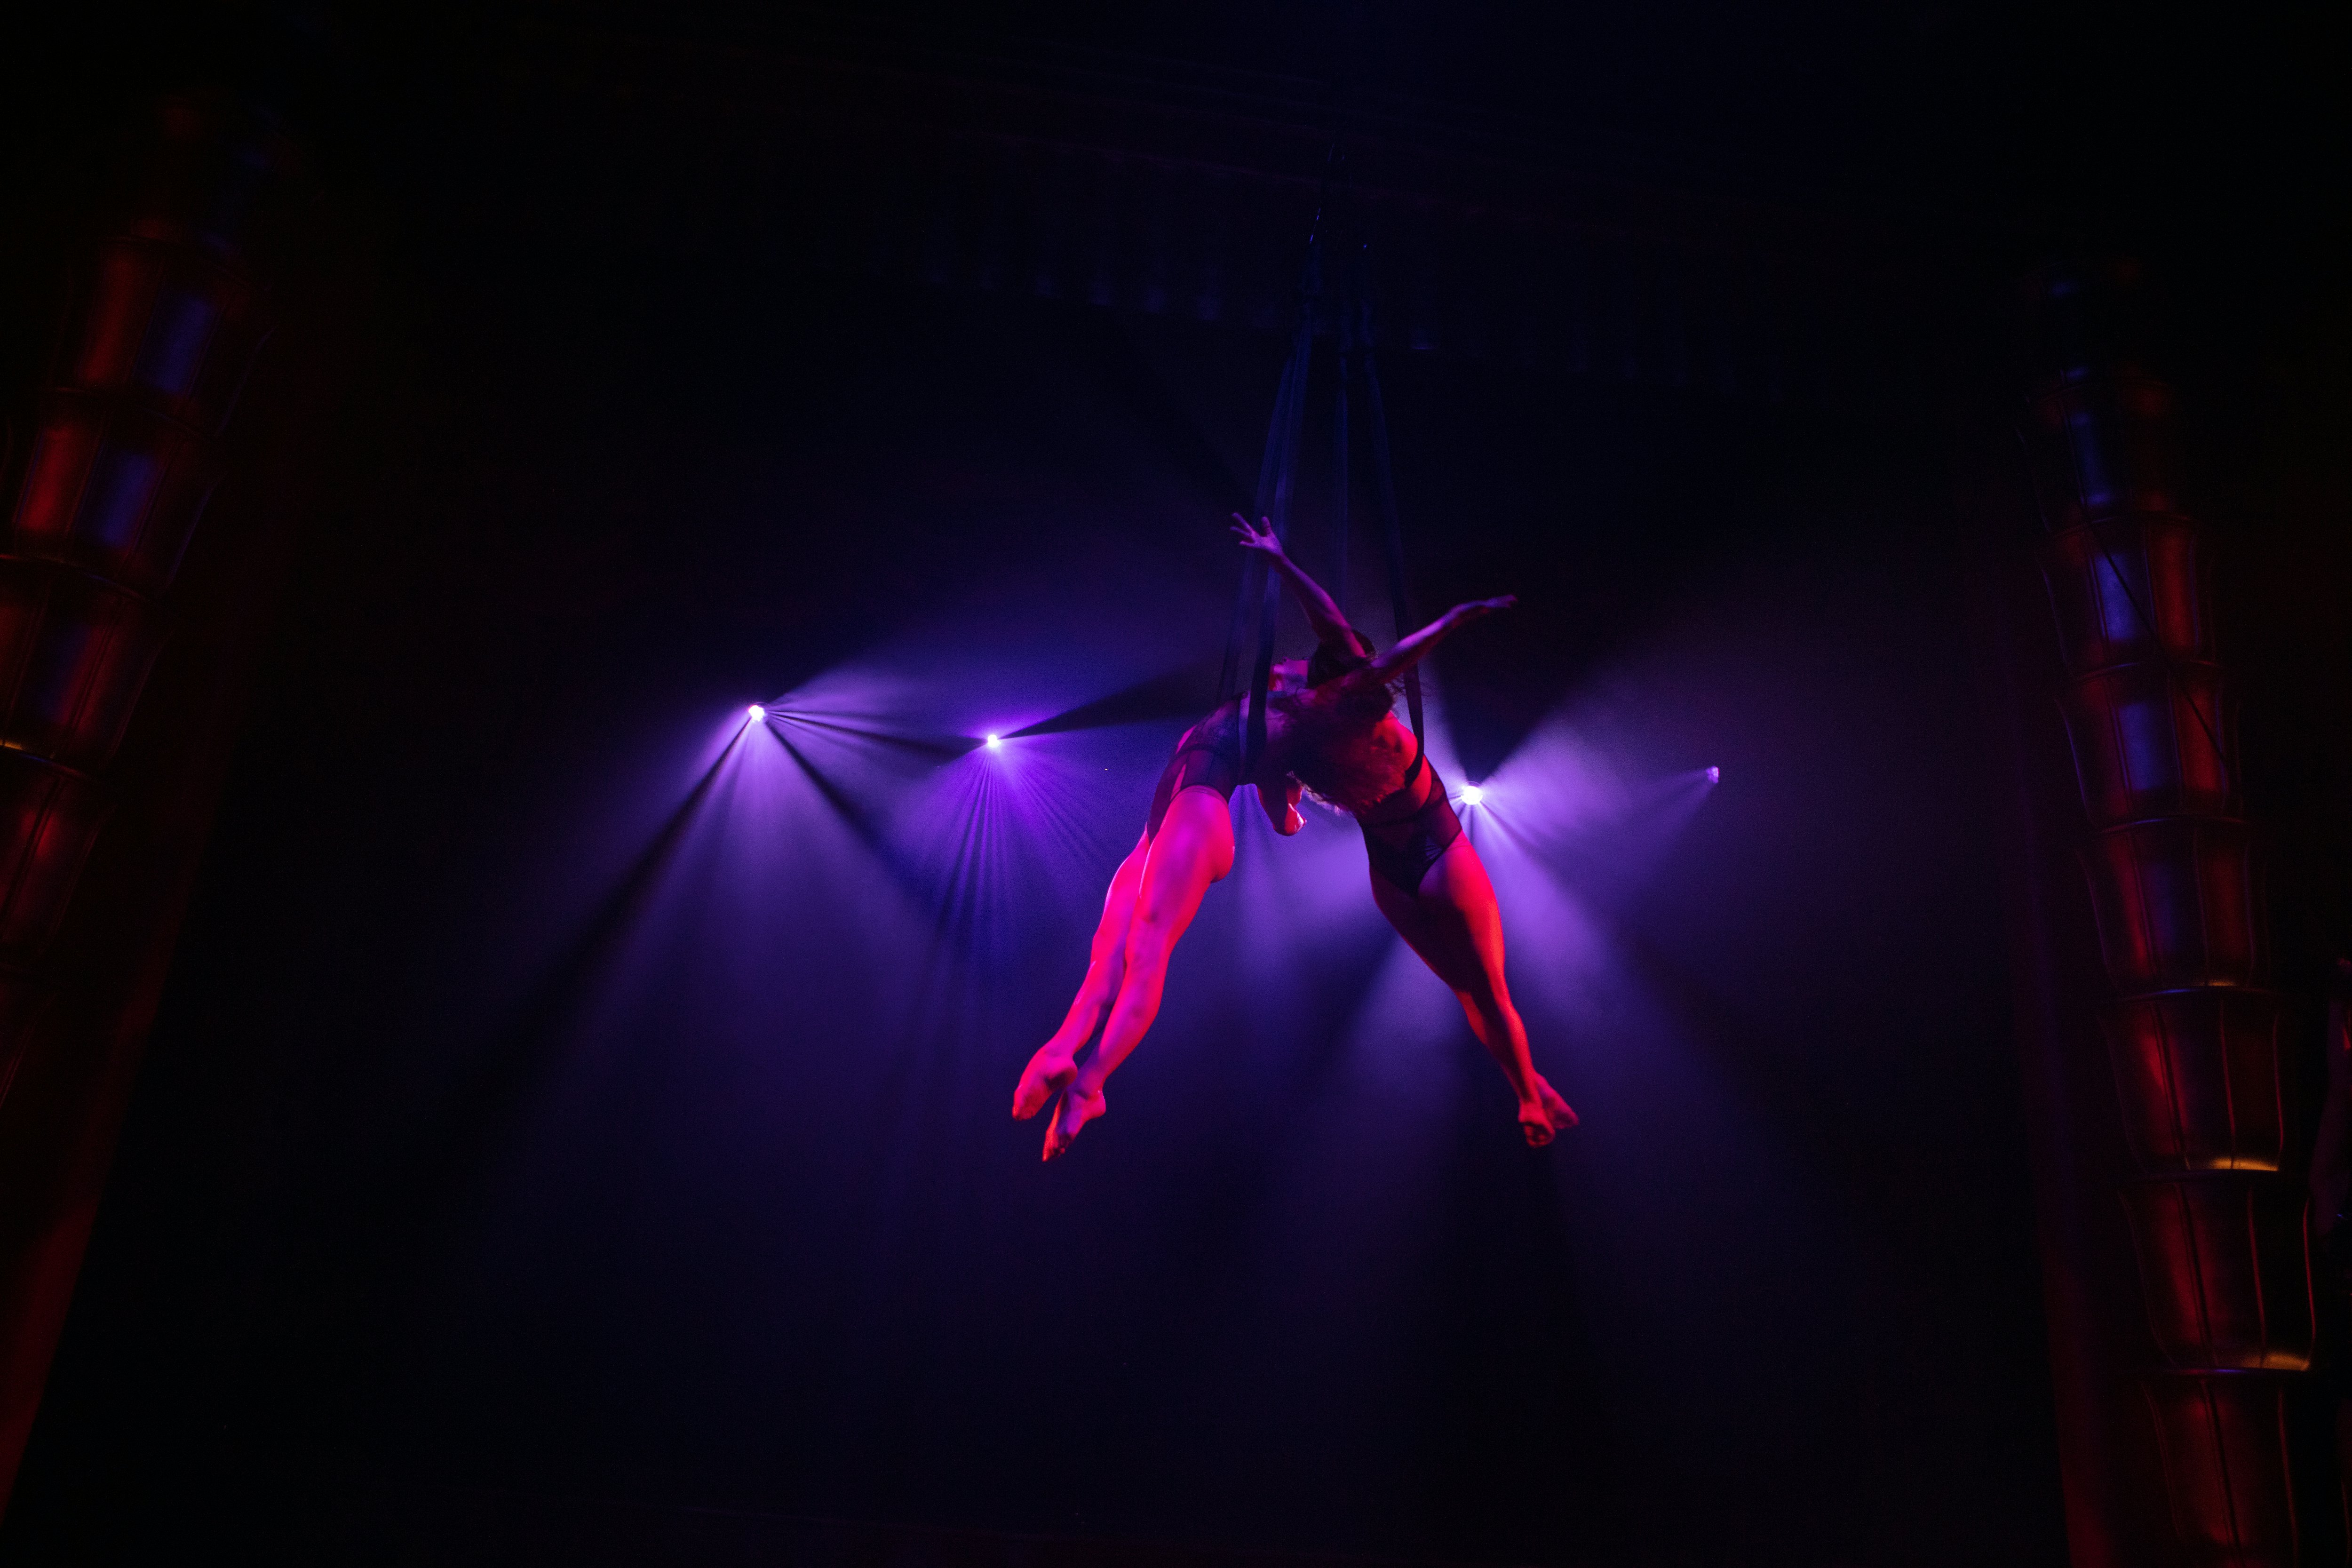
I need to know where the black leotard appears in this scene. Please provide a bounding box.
[1358,748,1462,896]
[1145,698,1245,838]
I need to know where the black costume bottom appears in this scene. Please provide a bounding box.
[1360,754,1462,896]
[1146,742,1241,838]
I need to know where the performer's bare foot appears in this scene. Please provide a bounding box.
[1012,1044,1080,1120]
[1518,1074,1580,1146]
[1042,1084,1106,1160]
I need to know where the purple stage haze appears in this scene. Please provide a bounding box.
[14,271,2060,1568]
[410,532,1906,1556]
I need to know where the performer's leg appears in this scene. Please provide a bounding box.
[1014,829,1148,1119]
[1044,787,1234,1159]
[1370,837,1577,1145]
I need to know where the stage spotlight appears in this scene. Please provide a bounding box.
[1706,765,1720,784]
[1459,784,1485,806]
[985,733,1002,749]
[747,705,766,722]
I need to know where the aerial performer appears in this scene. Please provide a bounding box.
[1230,514,1576,1149]
[1009,645,1301,1162]
[1011,517,1576,1158]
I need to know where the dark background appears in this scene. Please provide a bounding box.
[0,4,2347,1564]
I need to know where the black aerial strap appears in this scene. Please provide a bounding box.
[1357,268,1425,748]
[1331,280,1352,633]
[1232,237,1321,774]
[1224,198,1425,770]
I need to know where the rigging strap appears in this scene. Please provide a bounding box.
[1235,237,1320,773]
[1357,274,1426,748]
[1226,228,1425,775]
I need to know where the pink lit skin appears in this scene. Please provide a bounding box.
[1011,791,1234,1158]
[1013,517,1575,1156]
[1011,650,1308,1158]
[1234,513,1573,1146]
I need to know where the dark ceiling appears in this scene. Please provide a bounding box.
[14,3,2350,232]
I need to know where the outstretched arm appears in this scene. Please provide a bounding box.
[1231,514,1372,658]
[1358,596,1517,685]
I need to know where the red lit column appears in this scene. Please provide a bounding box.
[0,95,296,1512]
[2015,262,2314,1566]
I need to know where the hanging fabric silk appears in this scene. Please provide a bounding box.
[1225,232,1423,775]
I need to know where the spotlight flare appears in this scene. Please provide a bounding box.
[747,704,766,721]
[1459,784,1485,806]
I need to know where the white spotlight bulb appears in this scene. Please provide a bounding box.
[747,704,766,721]
[1459,784,1485,806]
[985,733,1002,749]
[1705,765,1721,784]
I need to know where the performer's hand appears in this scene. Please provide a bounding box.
[1230,513,1286,560]
[1453,594,1518,621]
[1259,775,1306,835]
